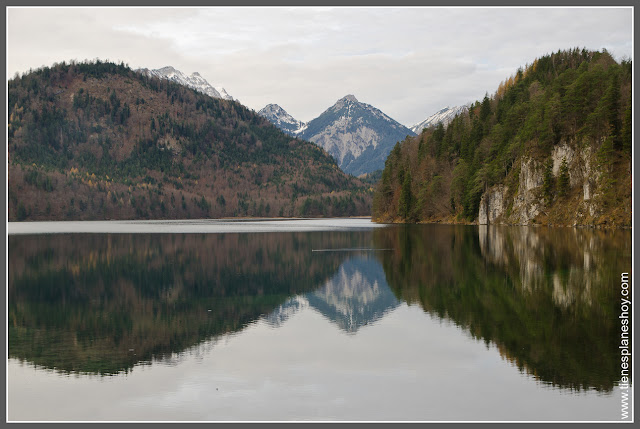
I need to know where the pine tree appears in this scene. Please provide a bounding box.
[603,71,622,150]
[398,169,413,220]
[480,94,492,122]
[621,101,632,156]
[558,158,570,197]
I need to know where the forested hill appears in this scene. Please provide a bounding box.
[8,61,371,221]
[373,49,632,227]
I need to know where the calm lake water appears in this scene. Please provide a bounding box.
[7,219,632,421]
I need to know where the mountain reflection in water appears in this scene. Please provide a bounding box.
[265,256,399,333]
[8,224,630,394]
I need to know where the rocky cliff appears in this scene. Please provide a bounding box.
[478,140,627,226]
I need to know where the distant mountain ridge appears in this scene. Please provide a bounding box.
[261,95,412,176]
[136,65,233,100]
[410,105,468,134]
[257,104,307,136]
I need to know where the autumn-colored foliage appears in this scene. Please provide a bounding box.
[8,60,372,221]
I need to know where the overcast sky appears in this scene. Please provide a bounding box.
[7,7,633,127]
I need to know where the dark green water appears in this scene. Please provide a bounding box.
[7,221,632,421]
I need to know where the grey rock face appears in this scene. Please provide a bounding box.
[478,141,605,225]
[298,95,415,176]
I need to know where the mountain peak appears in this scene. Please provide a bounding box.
[341,94,358,103]
[299,96,415,176]
[157,65,177,74]
[258,103,306,136]
[262,103,284,113]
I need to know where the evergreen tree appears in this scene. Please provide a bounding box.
[620,100,632,156]
[480,94,492,122]
[603,71,622,149]
[597,136,615,172]
[398,169,413,220]
[558,158,570,197]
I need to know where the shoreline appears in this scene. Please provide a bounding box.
[373,217,632,230]
[6,217,384,235]
[7,215,630,230]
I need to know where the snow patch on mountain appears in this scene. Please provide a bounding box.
[136,66,233,101]
[257,104,306,136]
[410,105,468,134]
[215,87,233,100]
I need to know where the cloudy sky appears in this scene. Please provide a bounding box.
[7,7,633,127]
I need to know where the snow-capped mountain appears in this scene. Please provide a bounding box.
[297,95,416,176]
[136,66,233,101]
[257,104,306,136]
[410,105,468,134]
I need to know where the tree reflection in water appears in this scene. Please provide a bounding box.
[373,224,631,392]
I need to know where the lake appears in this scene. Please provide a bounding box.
[7,219,632,421]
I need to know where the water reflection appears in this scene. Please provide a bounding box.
[478,225,625,308]
[8,224,631,395]
[265,256,399,333]
[373,224,631,392]
[8,232,370,375]
[306,256,399,333]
